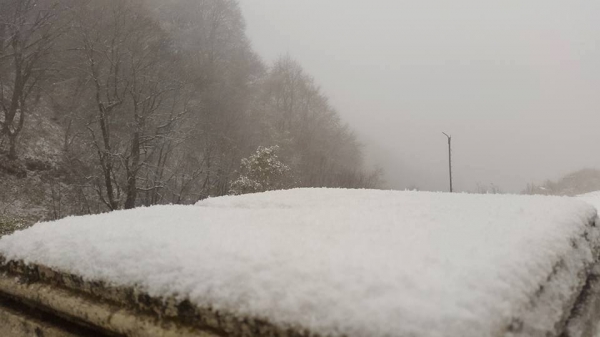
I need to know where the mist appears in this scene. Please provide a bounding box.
[2,0,599,222]
[240,0,600,192]
[4,1,600,335]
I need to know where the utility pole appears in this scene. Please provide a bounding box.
[442,132,453,193]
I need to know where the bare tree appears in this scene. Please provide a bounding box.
[249,56,380,189]
[0,0,61,159]
[146,0,265,202]
[67,0,187,210]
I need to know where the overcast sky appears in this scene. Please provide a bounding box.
[239,0,600,192]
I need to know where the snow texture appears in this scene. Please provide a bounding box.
[578,191,600,210]
[0,189,597,337]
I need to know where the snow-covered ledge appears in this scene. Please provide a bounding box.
[0,258,298,336]
[1,189,600,337]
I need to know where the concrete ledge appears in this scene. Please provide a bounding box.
[0,274,218,337]
[0,296,84,337]
[0,218,599,336]
[563,264,600,337]
[0,258,318,337]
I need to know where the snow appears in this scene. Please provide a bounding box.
[0,189,597,337]
[578,191,600,210]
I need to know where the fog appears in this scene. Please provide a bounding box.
[240,0,600,192]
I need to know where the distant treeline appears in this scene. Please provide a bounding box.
[0,0,381,212]
[522,169,600,197]
[467,169,600,196]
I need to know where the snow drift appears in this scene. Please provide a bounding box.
[0,189,599,337]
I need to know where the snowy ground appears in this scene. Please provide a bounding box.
[578,191,600,210]
[0,189,598,337]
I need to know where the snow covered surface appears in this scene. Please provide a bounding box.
[0,189,597,337]
[578,191,600,210]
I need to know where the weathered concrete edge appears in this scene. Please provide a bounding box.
[0,258,322,337]
[0,297,83,337]
[556,214,600,337]
[2,216,598,337]
[562,264,600,337]
[0,274,218,337]
[496,214,600,337]
[562,215,600,337]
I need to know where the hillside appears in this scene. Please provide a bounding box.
[0,105,83,235]
[1,0,381,229]
[523,169,600,196]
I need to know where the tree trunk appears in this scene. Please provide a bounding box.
[8,133,18,160]
[124,132,140,209]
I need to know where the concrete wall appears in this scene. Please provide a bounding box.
[0,258,318,337]
[2,253,600,337]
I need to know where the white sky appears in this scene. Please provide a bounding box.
[239,0,600,192]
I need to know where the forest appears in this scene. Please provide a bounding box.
[0,0,381,224]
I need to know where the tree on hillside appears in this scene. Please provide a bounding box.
[145,0,265,201]
[230,145,292,195]
[0,0,62,159]
[250,56,381,189]
[66,0,187,210]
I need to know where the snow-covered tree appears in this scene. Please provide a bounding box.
[230,146,292,195]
